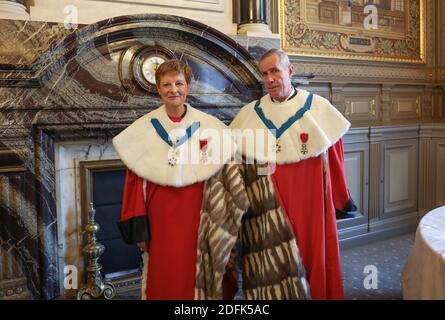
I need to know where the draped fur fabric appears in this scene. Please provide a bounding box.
[194,163,250,299]
[238,160,312,300]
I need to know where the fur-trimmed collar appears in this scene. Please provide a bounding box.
[113,104,236,187]
[229,89,350,164]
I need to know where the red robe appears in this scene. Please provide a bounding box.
[119,115,204,300]
[329,138,356,217]
[270,139,349,300]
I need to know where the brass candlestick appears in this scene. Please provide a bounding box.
[77,203,116,300]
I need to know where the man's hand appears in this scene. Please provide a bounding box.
[137,241,149,252]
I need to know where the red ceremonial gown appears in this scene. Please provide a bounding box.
[230,87,355,300]
[271,139,348,300]
[119,115,204,300]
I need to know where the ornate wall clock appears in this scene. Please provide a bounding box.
[140,54,165,85]
[119,45,175,94]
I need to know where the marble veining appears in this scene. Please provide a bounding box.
[0,14,264,299]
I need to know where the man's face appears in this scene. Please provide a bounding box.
[259,54,293,102]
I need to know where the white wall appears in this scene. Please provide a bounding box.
[28,0,237,34]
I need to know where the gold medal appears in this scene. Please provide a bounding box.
[168,148,180,167]
[301,143,308,155]
[168,156,177,167]
[300,133,309,155]
[150,119,200,168]
[272,138,281,153]
[168,138,180,167]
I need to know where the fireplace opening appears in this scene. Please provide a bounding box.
[80,160,142,293]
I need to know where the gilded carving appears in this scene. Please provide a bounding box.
[280,0,425,63]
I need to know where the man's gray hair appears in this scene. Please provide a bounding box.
[259,48,291,68]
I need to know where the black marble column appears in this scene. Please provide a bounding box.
[237,0,271,35]
[239,0,267,25]
[0,0,29,20]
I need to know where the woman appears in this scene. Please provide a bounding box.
[112,60,248,300]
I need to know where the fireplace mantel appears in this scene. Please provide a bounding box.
[0,14,263,299]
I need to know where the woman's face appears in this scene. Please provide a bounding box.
[156,71,190,110]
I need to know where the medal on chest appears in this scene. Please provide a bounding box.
[300,133,309,155]
[151,119,201,167]
[199,139,209,164]
[167,137,181,167]
[272,138,281,153]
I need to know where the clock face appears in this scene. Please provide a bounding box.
[141,56,166,85]
[123,45,175,93]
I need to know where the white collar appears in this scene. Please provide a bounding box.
[229,89,350,164]
[270,87,296,103]
[113,104,236,187]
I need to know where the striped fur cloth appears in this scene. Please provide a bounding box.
[194,163,250,299]
[194,161,311,300]
[239,161,311,300]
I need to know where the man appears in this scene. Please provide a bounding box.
[230,49,356,300]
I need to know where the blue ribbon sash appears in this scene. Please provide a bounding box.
[150,119,200,148]
[254,93,313,138]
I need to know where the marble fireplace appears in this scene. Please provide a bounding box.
[0,14,264,299]
[55,140,140,298]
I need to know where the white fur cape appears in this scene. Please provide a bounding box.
[229,89,350,164]
[113,104,236,187]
